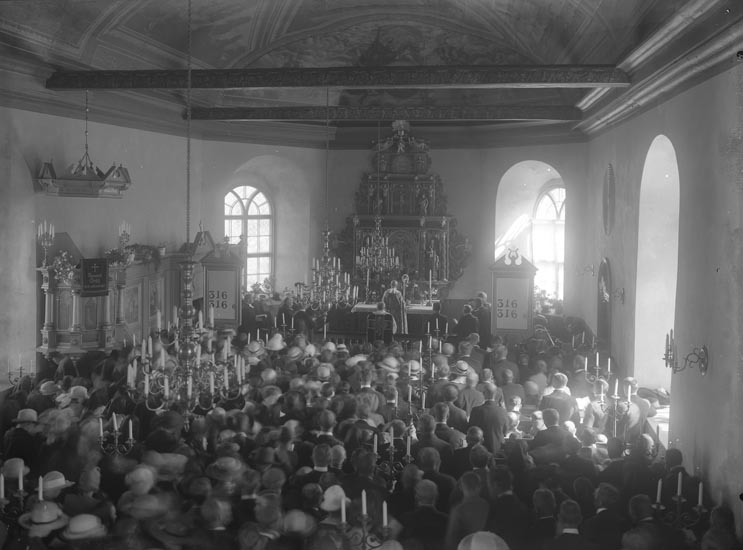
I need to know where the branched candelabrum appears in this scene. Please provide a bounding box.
[37,220,55,267]
[653,495,707,531]
[0,486,27,529]
[99,420,135,456]
[7,360,27,386]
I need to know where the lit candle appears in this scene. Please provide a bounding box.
[422,392,426,410]
[408,385,412,403]
[323,323,327,340]
[677,471,683,497]
[291,315,294,330]
[141,337,147,359]
[129,419,133,441]
[656,424,660,442]
[607,357,611,373]
[1,474,5,499]
[656,479,662,503]
[224,366,229,390]
[210,372,215,394]
[406,435,411,456]
[172,306,179,327]
[163,376,169,400]
[435,318,439,331]
[627,383,632,400]
[112,414,118,432]
[595,351,599,366]
[147,337,152,356]
[98,418,104,438]
[18,465,23,493]
[144,374,150,396]
[237,357,243,385]
[584,356,588,370]
[38,476,43,501]
[209,305,215,327]
[341,492,346,523]
[222,342,228,361]
[156,310,161,331]
[613,378,618,396]
[418,341,422,355]
[698,481,703,508]
[361,489,367,516]
[196,343,201,363]
[159,350,165,369]
[582,332,585,344]
[373,434,378,454]
[132,333,136,349]
[198,310,203,328]
[187,375,192,399]
[382,501,388,527]
[439,339,443,352]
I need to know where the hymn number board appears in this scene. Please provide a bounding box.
[203,263,242,331]
[490,252,537,338]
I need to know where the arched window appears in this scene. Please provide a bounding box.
[224,185,273,287]
[531,186,566,299]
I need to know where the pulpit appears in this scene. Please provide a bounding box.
[490,249,537,341]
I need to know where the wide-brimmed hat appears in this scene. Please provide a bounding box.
[406,360,422,375]
[39,381,60,396]
[320,485,350,512]
[246,340,265,356]
[321,342,336,352]
[142,451,189,482]
[69,386,89,401]
[304,344,318,357]
[206,456,246,481]
[452,361,469,376]
[284,509,317,536]
[265,334,286,351]
[377,356,401,374]
[346,354,367,367]
[457,531,509,550]
[336,344,348,355]
[128,493,171,520]
[61,514,107,540]
[260,385,282,407]
[12,409,38,425]
[286,346,303,362]
[2,458,29,478]
[19,501,69,536]
[42,471,75,493]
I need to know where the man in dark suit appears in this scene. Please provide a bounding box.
[529,408,570,451]
[412,414,454,473]
[457,340,482,376]
[486,466,529,548]
[472,297,491,348]
[432,402,465,450]
[491,345,520,385]
[400,479,448,550]
[452,304,478,344]
[468,384,508,454]
[441,384,469,434]
[544,499,600,550]
[539,372,580,426]
[580,483,626,550]
[450,427,484,479]
[419,447,457,514]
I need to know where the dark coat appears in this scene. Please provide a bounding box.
[543,532,600,550]
[539,389,580,425]
[580,509,627,550]
[468,400,508,454]
[401,506,449,550]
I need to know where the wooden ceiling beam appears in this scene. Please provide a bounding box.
[188,105,582,122]
[46,65,629,90]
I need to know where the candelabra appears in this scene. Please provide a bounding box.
[0,485,27,535]
[98,420,135,456]
[653,495,707,530]
[37,220,55,267]
[140,261,246,413]
[356,215,400,300]
[7,360,27,386]
[118,221,131,249]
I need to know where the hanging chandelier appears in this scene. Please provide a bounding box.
[356,214,399,274]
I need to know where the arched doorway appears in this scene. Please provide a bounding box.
[495,161,566,302]
[633,135,680,390]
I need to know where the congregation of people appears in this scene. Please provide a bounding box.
[0,290,738,550]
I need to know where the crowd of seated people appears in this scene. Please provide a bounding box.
[0,315,737,550]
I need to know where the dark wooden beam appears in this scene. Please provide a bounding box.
[46,66,629,90]
[188,105,582,122]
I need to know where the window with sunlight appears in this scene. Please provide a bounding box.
[532,186,565,299]
[224,185,273,288]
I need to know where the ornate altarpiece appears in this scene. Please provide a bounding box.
[336,121,470,299]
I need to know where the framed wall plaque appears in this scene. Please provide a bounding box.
[489,250,537,340]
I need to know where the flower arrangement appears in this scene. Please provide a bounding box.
[51,250,76,283]
[105,246,134,267]
[105,244,161,268]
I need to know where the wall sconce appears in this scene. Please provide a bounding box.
[664,330,709,375]
[612,287,625,304]
[578,264,595,276]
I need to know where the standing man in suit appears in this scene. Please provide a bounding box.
[544,499,600,550]
[539,372,580,426]
[452,305,479,344]
[468,384,508,454]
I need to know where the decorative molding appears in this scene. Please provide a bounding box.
[45,65,630,90]
[189,105,582,122]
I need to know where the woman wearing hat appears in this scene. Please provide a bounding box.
[3,409,42,475]
[306,485,351,550]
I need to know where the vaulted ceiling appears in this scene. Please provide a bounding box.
[0,0,740,147]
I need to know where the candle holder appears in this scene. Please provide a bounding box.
[0,488,28,535]
[342,515,389,549]
[99,425,135,456]
[7,363,27,386]
[37,221,55,267]
[656,495,707,530]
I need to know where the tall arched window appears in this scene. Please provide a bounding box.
[224,185,273,287]
[532,186,566,299]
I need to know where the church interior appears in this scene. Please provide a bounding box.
[0,0,742,548]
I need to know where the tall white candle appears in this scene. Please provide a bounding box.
[38,476,43,501]
[607,357,611,373]
[361,489,367,516]
[698,481,703,507]
[406,435,411,456]
[198,311,203,328]
[613,378,619,396]
[141,338,147,359]
[163,376,169,400]
[147,337,152,356]
[112,414,118,432]
[129,419,133,440]
[656,479,662,503]
[422,392,426,410]
[373,434,377,454]
[210,372,215,394]
[224,366,229,390]
[98,418,104,438]
[341,492,346,523]
[172,306,179,327]
[408,385,412,403]
[1,474,5,499]
[18,465,23,493]
[187,376,192,399]
[677,471,683,497]
[209,305,215,327]
[584,356,588,370]
[382,501,388,527]
[156,310,161,331]
[595,351,599,366]
[144,374,150,396]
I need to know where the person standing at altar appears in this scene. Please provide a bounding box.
[382,280,407,334]
[472,297,492,348]
[452,305,479,344]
